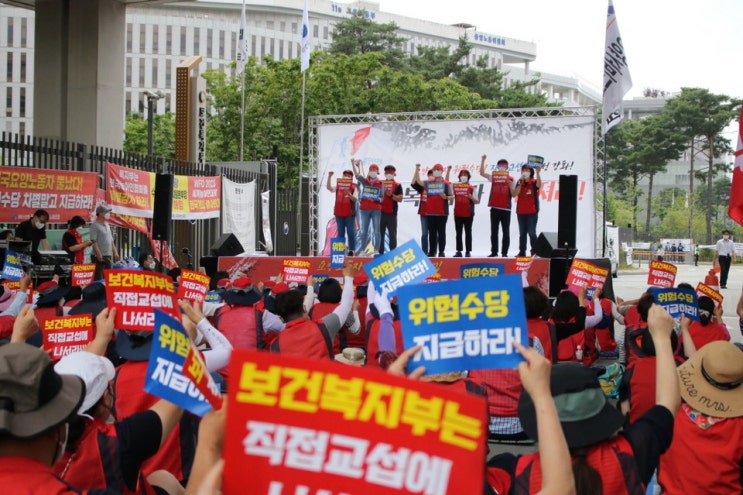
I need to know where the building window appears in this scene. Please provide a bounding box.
[153,25,159,54]
[126,23,133,52]
[152,62,158,86]
[207,28,213,57]
[313,25,318,38]
[288,40,293,59]
[194,27,200,54]
[7,17,13,45]
[323,26,328,40]
[166,26,172,55]
[19,122,25,136]
[6,87,12,117]
[125,91,131,114]
[19,87,25,117]
[260,36,265,58]
[7,52,13,81]
[139,25,145,53]
[219,31,225,58]
[266,20,274,30]
[126,58,132,84]
[230,32,236,58]
[20,53,26,82]
[165,62,171,87]
[251,34,257,57]
[292,22,297,34]
[269,38,274,56]
[139,58,145,86]
[20,18,26,47]
[180,27,186,54]
[280,21,286,32]
[279,39,284,59]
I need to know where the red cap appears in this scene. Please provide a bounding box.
[36,280,59,294]
[216,278,231,289]
[353,272,368,286]
[272,283,290,294]
[521,164,531,171]
[368,164,379,171]
[231,276,253,291]
[432,164,444,171]
[263,280,276,288]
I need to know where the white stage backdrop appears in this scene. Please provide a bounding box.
[222,177,256,254]
[317,114,596,257]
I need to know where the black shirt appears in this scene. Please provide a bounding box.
[15,218,47,263]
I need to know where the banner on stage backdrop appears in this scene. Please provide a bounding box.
[222,177,256,255]
[566,259,609,289]
[397,274,527,375]
[648,287,699,321]
[105,270,178,330]
[42,314,94,361]
[364,240,436,297]
[696,282,723,306]
[177,269,211,303]
[223,350,487,495]
[330,237,345,268]
[0,166,98,223]
[460,263,504,279]
[145,310,222,416]
[647,260,677,288]
[1,250,23,281]
[71,264,96,287]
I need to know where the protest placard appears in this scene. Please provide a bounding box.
[105,270,178,331]
[71,263,96,287]
[460,263,505,279]
[398,274,527,374]
[648,287,699,321]
[144,310,222,416]
[514,256,533,272]
[491,171,510,184]
[527,155,544,168]
[42,314,94,361]
[695,282,723,307]
[223,350,487,495]
[647,260,677,288]
[282,259,311,284]
[364,240,436,297]
[330,237,345,269]
[2,279,32,304]
[426,181,445,196]
[565,259,609,289]
[1,250,23,281]
[360,185,382,202]
[176,269,211,303]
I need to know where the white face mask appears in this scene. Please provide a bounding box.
[460,176,469,183]
[146,261,156,270]
[521,172,530,180]
[497,167,508,172]
[76,226,83,233]
[104,213,111,220]
[723,235,730,240]
[433,170,443,178]
[368,171,378,179]
[54,423,69,464]
[385,173,394,181]
[35,221,46,230]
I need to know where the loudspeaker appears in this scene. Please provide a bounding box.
[557,175,578,251]
[151,174,173,241]
[199,256,218,279]
[210,233,244,257]
[534,232,559,259]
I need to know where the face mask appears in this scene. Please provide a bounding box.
[342,175,353,180]
[385,173,394,181]
[146,261,156,270]
[460,176,469,183]
[521,172,530,180]
[433,171,442,178]
[723,235,730,240]
[76,226,83,233]
[36,221,46,230]
[104,213,111,220]
[54,423,69,464]
[497,167,508,172]
[368,172,378,179]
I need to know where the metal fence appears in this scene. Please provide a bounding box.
[0,132,285,265]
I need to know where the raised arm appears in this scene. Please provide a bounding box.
[535,166,542,189]
[326,171,335,192]
[646,304,681,415]
[479,154,491,180]
[413,163,425,187]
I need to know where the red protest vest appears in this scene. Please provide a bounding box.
[487,173,514,209]
[269,318,333,359]
[111,361,198,481]
[453,183,475,217]
[418,187,428,215]
[381,180,400,214]
[333,182,356,217]
[359,177,383,211]
[213,304,264,351]
[365,317,404,369]
[686,321,730,350]
[424,179,449,216]
[659,412,743,495]
[513,435,644,495]
[62,228,85,264]
[527,318,556,363]
[0,456,120,495]
[468,368,522,418]
[54,417,156,495]
[596,298,617,352]
[516,178,539,214]
[309,301,349,355]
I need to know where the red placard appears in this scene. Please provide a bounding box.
[335,178,352,192]
[492,171,510,184]
[565,259,609,289]
[452,182,470,197]
[182,347,223,410]
[3,280,33,304]
[514,256,533,272]
[223,351,487,495]
[42,314,94,361]
[106,162,155,217]
[0,166,98,223]
[282,259,311,284]
[176,269,211,303]
[695,282,723,306]
[104,270,178,331]
[647,260,677,288]
[71,264,96,287]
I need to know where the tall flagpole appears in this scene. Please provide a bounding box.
[240,70,246,162]
[297,73,306,256]
[237,0,247,162]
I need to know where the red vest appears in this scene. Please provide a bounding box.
[424,179,449,216]
[557,331,584,362]
[63,228,85,264]
[333,181,356,217]
[512,435,644,495]
[0,456,118,495]
[418,188,428,215]
[468,368,521,418]
[625,357,657,425]
[659,412,743,494]
[487,173,513,209]
[381,180,399,214]
[596,298,617,352]
[111,361,198,481]
[54,418,156,495]
[516,178,539,214]
[359,177,383,211]
[453,183,475,217]
[309,301,348,355]
[365,318,404,369]
[687,321,730,350]
[213,304,263,351]
[269,318,333,359]
[527,318,556,363]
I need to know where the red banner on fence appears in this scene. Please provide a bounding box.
[176,269,211,303]
[223,351,487,495]
[42,314,94,361]
[647,260,677,288]
[106,162,155,218]
[105,269,178,331]
[0,166,98,223]
[71,264,96,287]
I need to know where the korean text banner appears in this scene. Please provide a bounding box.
[565,259,609,289]
[0,166,97,223]
[397,274,527,374]
[364,240,436,297]
[460,263,505,279]
[107,162,155,217]
[647,260,677,288]
[71,264,96,287]
[223,350,487,495]
[42,314,94,361]
[695,282,723,306]
[648,288,699,321]
[105,269,178,330]
[145,310,222,416]
[282,259,311,284]
[171,174,221,220]
[1,250,23,281]
[176,269,211,303]
[330,237,345,269]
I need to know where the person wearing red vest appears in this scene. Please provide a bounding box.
[353,159,383,255]
[549,287,604,362]
[307,277,361,355]
[411,167,434,255]
[620,294,654,367]
[378,165,403,254]
[659,341,743,495]
[212,276,265,355]
[480,155,515,257]
[514,164,541,257]
[363,282,404,369]
[62,215,95,265]
[414,163,452,257]
[326,169,358,256]
[270,263,355,358]
[595,295,621,357]
[488,304,680,495]
[523,286,556,363]
[452,169,479,258]
[683,295,730,350]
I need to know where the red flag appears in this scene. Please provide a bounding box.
[730,104,743,226]
[350,127,371,155]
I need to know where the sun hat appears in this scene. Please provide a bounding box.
[54,351,115,415]
[334,347,366,366]
[0,343,84,439]
[518,362,625,448]
[68,282,107,319]
[678,341,743,418]
[222,276,262,305]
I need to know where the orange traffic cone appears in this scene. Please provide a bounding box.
[704,269,720,291]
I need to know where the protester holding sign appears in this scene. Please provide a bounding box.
[62,216,94,265]
[453,169,479,258]
[480,155,515,258]
[353,159,383,255]
[411,166,433,254]
[514,164,541,257]
[682,296,730,350]
[364,282,405,369]
[307,276,361,355]
[415,163,453,257]
[379,165,404,254]
[549,287,603,362]
[326,169,358,256]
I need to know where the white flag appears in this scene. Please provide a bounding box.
[602,0,632,135]
[300,0,310,72]
[236,0,248,74]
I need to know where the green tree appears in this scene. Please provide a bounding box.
[653,187,687,222]
[123,112,176,158]
[328,10,407,69]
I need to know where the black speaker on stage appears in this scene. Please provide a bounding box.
[534,232,559,259]
[557,175,578,251]
[152,174,173,241]
[199,256,218,279]
[548,258,571,298]
[211,233,245,257]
